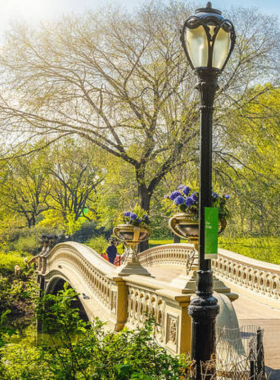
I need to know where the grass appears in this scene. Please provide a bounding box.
[149,237,280,266]
[219,236,280,265]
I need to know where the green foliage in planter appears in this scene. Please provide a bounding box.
[1,285,192,379]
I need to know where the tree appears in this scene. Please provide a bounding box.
[213,86,280,236]
[0,149,50,228]
[0,2,279,225]
[47,140,103,223]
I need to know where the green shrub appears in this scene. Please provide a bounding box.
[0,251,36,315]
[14,236,38,254]
[0,342,52,380]
[2,285,191,380]
[0,253,28,277]
[86,235,109,254]
[1,226,62,254]
[0,272,37,315]
[72,221,108,243]
[0,285,192,379]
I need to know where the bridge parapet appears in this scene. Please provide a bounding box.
[37,241,280,355]
[213,248,280,308]
[139,244,280,309]
[37,242,126,330]
[138,243,194,268]
[123,275,191,355]
[37,242,193,353]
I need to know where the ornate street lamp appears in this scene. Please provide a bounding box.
[180,2,235,379]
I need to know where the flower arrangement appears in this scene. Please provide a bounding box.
[164,185,230,219]
[117,205,150,229]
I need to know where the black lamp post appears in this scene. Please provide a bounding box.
[180,2,235,378]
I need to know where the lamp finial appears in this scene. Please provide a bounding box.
[206,2,212,8]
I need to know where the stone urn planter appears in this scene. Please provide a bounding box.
[169,212,199,249]
[169,212,227,251]
[165,186,230,293]
[113,224,151,276]
[113,224,149,245]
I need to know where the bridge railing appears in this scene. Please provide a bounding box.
[122,274,191,355]
[138,243,194,268]
[38,241,280,355]
[37,242,127,330]
[139,243,280,309]
[38,242,193,353]
[213,248,280,306]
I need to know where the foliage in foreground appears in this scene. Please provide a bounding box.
[0,285,192,380]
[0,252,36,315]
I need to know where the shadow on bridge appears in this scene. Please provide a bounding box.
[266,366,280,379]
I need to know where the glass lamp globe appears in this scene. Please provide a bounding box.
[181,2,235,72]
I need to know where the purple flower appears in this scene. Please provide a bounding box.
[136,218,142,223]
[182,186,191,196]
[178,184,185,190]
[224,194,230,199]
[144,214,149,221]
[190,192,198,202]
[170,191,181,200]
[124,211,131,217]
[130,213,137,220]
[185,197,194,207]
[212,192,219,199]
[174,195,185,205]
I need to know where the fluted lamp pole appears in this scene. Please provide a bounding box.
[180,3,235,379]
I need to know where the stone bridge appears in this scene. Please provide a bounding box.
[37,242,280,368]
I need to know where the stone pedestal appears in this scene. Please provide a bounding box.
[117,246,151,276]
[169,247,238,302]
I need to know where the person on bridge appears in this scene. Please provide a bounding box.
[106,239,117,264]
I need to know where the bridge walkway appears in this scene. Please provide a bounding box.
[147,265,280,378]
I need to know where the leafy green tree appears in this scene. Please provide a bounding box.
[212,86,280,236]
[0,149,50,228]
[1,2,277,219]
[39,140,104,234]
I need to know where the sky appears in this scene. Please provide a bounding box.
[0,0,280,36]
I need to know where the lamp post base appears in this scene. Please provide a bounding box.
[188,270,219,380]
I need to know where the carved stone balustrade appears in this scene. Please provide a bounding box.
[123,275,192,355]
[139,244,280,310]
[37,242,126,331]
[138,243,194,268]
[213,248,280,309]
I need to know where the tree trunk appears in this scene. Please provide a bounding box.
[138,185,151,252]
[27,218,32,228]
